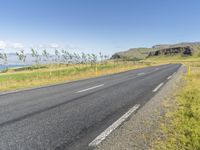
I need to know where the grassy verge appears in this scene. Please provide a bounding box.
[152,61,200,150]
[0,61,153,92]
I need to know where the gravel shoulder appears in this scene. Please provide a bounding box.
[95,65,185,150]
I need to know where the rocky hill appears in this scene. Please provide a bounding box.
[111,42,200,60]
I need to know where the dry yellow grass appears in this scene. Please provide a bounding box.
[0,61,155,92]
[152,60,200,150]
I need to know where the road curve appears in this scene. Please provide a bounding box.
[0,64,181,150]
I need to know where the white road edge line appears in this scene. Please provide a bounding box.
[167,75,172,80]
[89,104,140,147]
[76,84,104,93]
[152,82,164,92]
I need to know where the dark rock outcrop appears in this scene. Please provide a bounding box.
[148,46,192,57]
[111,53,121,59]
[111,42,200,60]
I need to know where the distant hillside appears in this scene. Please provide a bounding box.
[111,42,200,60]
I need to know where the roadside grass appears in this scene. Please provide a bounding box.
[143,55,200,65]
[152,61,200,150]
[0,61,153,92]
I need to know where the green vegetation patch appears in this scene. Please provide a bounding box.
[154,70,200,150]
[0,61,151,92]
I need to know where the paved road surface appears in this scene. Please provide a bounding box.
[0,64,181,150]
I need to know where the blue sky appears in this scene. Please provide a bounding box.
[0,0,200,55]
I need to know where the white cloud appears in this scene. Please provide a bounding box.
[0,41,7,49]
[0,41,25,51]
[37,43,60,50]
[39,44,44,48]
[12,43,24,49]
[49,43,59,48]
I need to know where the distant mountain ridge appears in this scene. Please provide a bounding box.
[152,42,200,48]
[111,42,200,60]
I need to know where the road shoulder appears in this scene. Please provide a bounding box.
[95,65,185,150]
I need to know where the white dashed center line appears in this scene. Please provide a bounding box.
[76,84,104,93]
[137,72,145,76]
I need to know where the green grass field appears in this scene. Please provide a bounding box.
[0,61,153,92]
[143,55,200,64]
[151,57,200,150]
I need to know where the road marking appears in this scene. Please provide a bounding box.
[137,72,145,76]
[76,84,104,93]
[89,104,140,147]
[153,82,164,92]
[167,75,172,80]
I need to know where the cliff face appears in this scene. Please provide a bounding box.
[148,46,192,57]
[112,42,200,60]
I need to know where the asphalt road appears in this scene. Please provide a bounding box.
[0,64,181,150]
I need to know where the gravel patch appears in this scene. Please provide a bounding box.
[95,65,185,150]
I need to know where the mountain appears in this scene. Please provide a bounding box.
[111,42,200,60]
